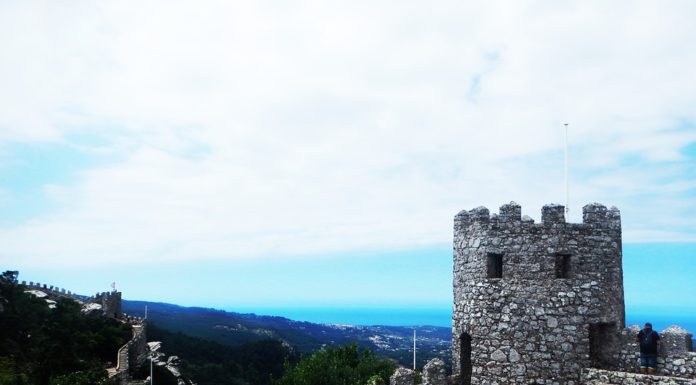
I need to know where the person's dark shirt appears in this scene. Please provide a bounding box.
[638,328,660,355]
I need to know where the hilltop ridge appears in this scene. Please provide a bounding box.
[122,299,451,369]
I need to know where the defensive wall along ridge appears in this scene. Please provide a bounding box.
[21,282,148,384]
[107,322,148,385]
[23,281,123,319]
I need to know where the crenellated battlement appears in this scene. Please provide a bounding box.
[94,290,123,319]
[20,281,122,319]
[452,201,624,289]
[455,201,621,229]
[22,281,91,302]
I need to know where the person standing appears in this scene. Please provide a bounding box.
[637,322,661,374]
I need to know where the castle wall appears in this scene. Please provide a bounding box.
[19,279,150,382]
[452,203,624,385]
[612,326,696,378]
[109,323,147,385]
[21,282,123,320]
[23,281,90,302]
[128,324,148,368]
[581,368,696,385]
[95,291,123,319]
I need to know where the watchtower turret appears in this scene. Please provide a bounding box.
[94,290,123,319]
[452,202,624,385]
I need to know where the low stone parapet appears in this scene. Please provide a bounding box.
[613,326,696,378]
[390,359,450,385]
[659,352,696,378]
[582,368,696,385]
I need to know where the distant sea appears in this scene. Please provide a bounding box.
[626,312,696,334]
[231,307,453,327]
[231,307,696,333]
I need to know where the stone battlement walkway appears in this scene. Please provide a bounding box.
[108,322,146,385]
[582,368,696,385]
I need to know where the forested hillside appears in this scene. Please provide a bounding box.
[124,300,451,369]
[145,323,297,385]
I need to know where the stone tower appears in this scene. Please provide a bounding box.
[452,202,624,385]
[94,290,122,319]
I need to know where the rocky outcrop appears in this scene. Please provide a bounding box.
[422,358,447,385]
[147,340,195,385]
[24,289,58,309]
[390,367,415,385]
[81,302,102,315]
[390,359,450,385]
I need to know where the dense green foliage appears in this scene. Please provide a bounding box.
[273,344,396,385]
[47,368,109,385]
[0,271,131,385]
[146,323,299,385]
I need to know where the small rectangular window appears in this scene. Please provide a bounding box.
[487,253,503,278]
[555,253,571,278]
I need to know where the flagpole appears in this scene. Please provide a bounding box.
[413,329,416,371]
[564,123,569,214]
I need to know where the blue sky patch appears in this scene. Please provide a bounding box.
[0,140,118,225]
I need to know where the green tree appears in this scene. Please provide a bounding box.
[0,271,18,285]
[144,323,296,385]
[48,368,108,385]
[273,345,395,385]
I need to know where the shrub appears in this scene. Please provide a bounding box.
[273,344,395,385]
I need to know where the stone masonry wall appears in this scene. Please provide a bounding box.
[22,282,122,319]
[389,359,451,385]
[95,291,123,319]
[452,203,625,385]
[613,325,695,377]
[23,281,90,302]
[128,323,148,368]
[109,322,147,385]
[581,368,696,385]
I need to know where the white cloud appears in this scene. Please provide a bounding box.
[0,1,695,267]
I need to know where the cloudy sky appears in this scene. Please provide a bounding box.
[1,1,694,322]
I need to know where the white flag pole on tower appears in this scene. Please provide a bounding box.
[564,123,569,214]
[413,329,416,371]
